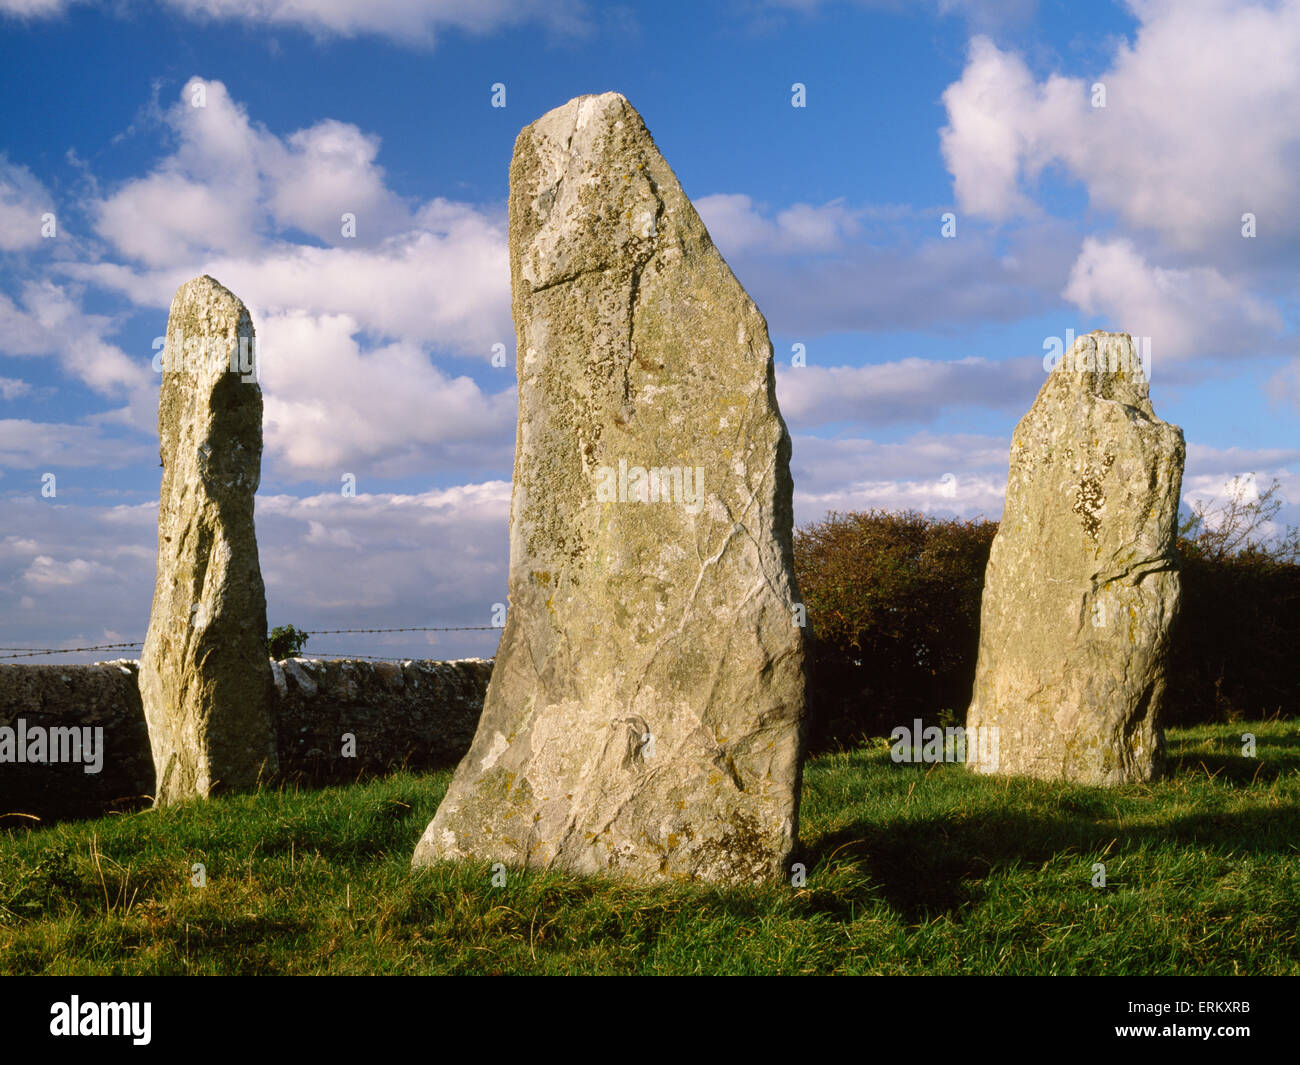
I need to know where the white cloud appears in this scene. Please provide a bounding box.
[795,470,1008,525]
[50,77,516,479]
[941,5,1300,253]
[791,431,1011,524]
[0,418,154,468]
[67,210,511,356]
[20,282,145,395]
[792,436,1300,531]
[934,10,1300,371]
[693,195,1072,336]
[160,0,589,43]
[257,311,515,478]
[1062,237,1285,363]
[0,282,152,399]
[256,481,510,619]
[776,355,1041,428]
[95,82,423,265]
[696,194,866,255]
[78,78,512,355]
[0,376,31,400]
[0,157,52,251]
[1186,442,1300,476]
[1,0,589,42]
[95,78,356,265]
[0,0,73,17]
[22,553,112,586]
[264,120,409,243]
[214,207,509,351]
[939,37,1070,222]
[940,11,1299,370]
[96,169,262,268]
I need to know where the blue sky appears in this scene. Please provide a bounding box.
[1,0,1297,661]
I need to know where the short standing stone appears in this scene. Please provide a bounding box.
[413,93,807,883]
[966,331,1184,784]
[139,275,278,804]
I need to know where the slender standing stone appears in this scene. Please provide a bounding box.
[139,275,278,804]
[966,331,1184,784]
[414,93,807,883]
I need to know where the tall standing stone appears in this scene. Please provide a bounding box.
[966,331,1184,784]
[413,93,807,883]
[139,275,278,805]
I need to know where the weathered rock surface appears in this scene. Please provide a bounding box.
[139,275,278,804]
[966,331,1185,784]
[413,93,807,884]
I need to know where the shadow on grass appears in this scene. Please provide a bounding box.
[1166,753,1287,784]
[797,801,1300,923]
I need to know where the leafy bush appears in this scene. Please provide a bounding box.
[793,510,995,750]
[268,624,309,661]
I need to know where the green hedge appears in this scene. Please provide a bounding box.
[1167,546,1300,726]
[793,510,1300,751]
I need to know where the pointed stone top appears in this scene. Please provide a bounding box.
[531,91,632,126]
[515,91,649,178]
[161,275,255,387]
[510,91,716,299]
[167,274,251,329]
[1050,329,1154,415]
[173,273,243,308]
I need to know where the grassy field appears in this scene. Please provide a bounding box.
[2,721,1297,975]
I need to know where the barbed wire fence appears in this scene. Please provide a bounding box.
[0,624,501,662]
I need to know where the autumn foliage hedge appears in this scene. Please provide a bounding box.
[792,510,1300,751]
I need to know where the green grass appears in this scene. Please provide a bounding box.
[2,721,1297,974]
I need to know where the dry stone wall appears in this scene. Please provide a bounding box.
[0,658,491,824]
[0,661,151,823]
[272,658,492,783]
